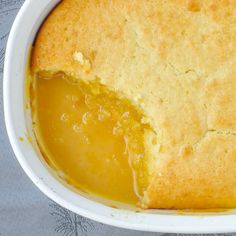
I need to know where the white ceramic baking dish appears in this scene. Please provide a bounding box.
[4,0,236,233]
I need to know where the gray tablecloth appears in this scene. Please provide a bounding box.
[0,1,234,235]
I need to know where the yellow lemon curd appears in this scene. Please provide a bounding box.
[31,72,148,204]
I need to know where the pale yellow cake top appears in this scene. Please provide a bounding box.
[31,0,236,209]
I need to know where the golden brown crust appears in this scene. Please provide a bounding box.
[31,0,236,209]
[142,132,236,209]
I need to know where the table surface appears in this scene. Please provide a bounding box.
[0,1,233,235]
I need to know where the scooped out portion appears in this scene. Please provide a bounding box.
[31,71,150,204]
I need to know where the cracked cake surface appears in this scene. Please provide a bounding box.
[31,0,236,209]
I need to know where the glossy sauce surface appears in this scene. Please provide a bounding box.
[32,72,148,204]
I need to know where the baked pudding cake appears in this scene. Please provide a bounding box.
[30,0,236,209]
